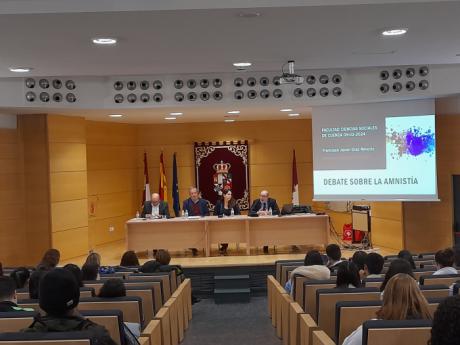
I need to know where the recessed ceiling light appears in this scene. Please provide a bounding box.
[288,113,300,117]
[224,119,235,123]
[92,37,117,45]
[9,67,31,73]
[233,62,252,68]
[227,110,240,114]
[280,108,293,112]
[108,114,123,118]
[237,12,261,18]
[169,112,183,116]
[381,28,407,37]
[164,117,176,120]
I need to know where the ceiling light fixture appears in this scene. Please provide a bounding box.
[108,114,123,118]
[9,67,31,73]
[164,117,176,120]
[288,113,300,117]
[381,28,407,37]
[169,112,183,116]
[280,108,293,112]
[224,119,235,123]
[233,62,252,68]
[92,37,117,45]
[227,110,240,114]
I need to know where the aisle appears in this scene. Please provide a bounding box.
[181,297,282,345]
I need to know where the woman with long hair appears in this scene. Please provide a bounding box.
[336,261,361,289]
[343,273,431,345]
[85,252,101,267]
[37,249,60,270]
[120,251,140,267]
[213,189,240,254]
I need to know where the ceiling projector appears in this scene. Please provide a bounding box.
[278,60,304,85]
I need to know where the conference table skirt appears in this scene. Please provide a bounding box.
[125,214,330,256]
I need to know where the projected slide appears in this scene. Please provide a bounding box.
[313,100,438,201]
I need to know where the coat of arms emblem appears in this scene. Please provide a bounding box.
[213,161,232,195]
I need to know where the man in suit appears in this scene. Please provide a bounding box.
[183,187,210,256]
[249,190,280,254]
[141,193,170,218]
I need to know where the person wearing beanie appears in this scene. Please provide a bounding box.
[22,269,116,345]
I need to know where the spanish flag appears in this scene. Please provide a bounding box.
[159,152,168,202]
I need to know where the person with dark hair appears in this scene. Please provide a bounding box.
[37,249,60,270]
[351,251,368,279]
[429,295,460,345]
[98,279,126,298]
[21,269,116,345]
[155,249,171,266]
[398,250,416,269]
[326,244,344,271]
[85,252,101,267]
[380,258,414,292]
[10,267,30,289]
[363,252,385,279]
[213,189,241,254]
[285,250,330,294]
[139,260,161,273]
[81,264,99,281]
[120,251,140,267]
[63,264,83,287]
[29,270,45,299]
[0,276,34,312]
[336,261,361,288]
[433,248,458,275]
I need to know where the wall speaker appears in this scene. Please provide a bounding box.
[174,80,184,89]
[65,80,76,90]
[127,93,137,103]
[39,92,50,102]
[260,77,269,86]
[332,87,342,97]
[127,81,136,90]
[419,80,429,90]
[213,91,223,100]
[306,88,316,97]
[247,90,257,99]
[114,81,123,90]
[200,79,209,88]
[380,70,389,80]
[293,88,303,97]
[247,77,257,87]
[213,78,223,88]
[419,66,429,77]
[234,78,244,87]
[140,93,150,102]
[392,82,402,92]
[272,76,281,86]
[406,68,415,78]
[153,80,163,90]
[153,93,163,102]
[392,69,402,79]
[406,81,416,91]
[306,75,316,84]
[273,89,283,98]
[175,92,184,102]
[332,74,342,84]
[187,79,197,89]
[114,94,124,103]
[260,89,270,99]
[234,90,244,100]
[52,93,62,102]
[25,91,36,102]
[25,78,35,88]
[140,80,150,90]
[319,87,329,97]
[200,91,210,101]
[319,75,329,84]
[52,79,62,89]
[66,93,76,103]
[187,92,197,101]
[380,83,389,93]
[39,79,49,89]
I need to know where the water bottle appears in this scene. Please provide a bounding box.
[268,207,273,216]
[230,208,235,217]
[185,210,189,218]
[135,211,140,218]
[181,210,185,218]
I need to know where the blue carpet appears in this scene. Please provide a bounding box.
[181,297,282,345]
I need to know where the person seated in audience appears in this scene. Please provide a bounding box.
[342,273,431,345]
[284,250,331,294]
[249,190,280,254]
[10,267,30,289]
[0,262,3,276]
[119,250,140,267]
[363,252,385,279]
[21,269,116,345]
[139,260,161,273]
[380,258,414,292]
[85,252,101,266]
[433,248,458,275]
[351,251,368,279]
[141,192,170,218]
[429,295,460,345]
[336,262,361,289]
[28,270,45,299]
[398,249,416,269]
[37,248,60,270]
[63,264,83,287]
[326,244,344,271]
[183,187,210,256]
[454,246,460,268]
[0,276,34,312]
[81,263,99,281]
[213,189,241,255]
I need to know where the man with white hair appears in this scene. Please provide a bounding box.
[249,190,280,254]
[141,193,170,218]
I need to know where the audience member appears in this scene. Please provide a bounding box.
[433,248,458,275]
[351,251,368,279]
[429,295,460,345]
[285,250,330,294]
[326,244,344,271]
[22,269,116,345]
[98,279,126,298]
[0,276,33,312]
[139,260,161,273]
[10,267,30,289]
[363,253,385,279]
[0,262,3,276]
[336,262,361,289]
[155,249,171,266]
[63,264,83,287]
[81,264,99,281]
[120,251,140,267]
[343,273,431,345]
[398,250,416,269]
[37,249,60,270]
[85,252,101,267]
[454,246,460,268]
[29,270,45,299]
[380,258,414,292]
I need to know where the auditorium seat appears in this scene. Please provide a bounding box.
[267,275,277,319]
[154,307,171,345]
[413,269,437,280]
[292,275,337,305]
[419,284,450,298]
[282,265,302,287]
[275,260,303,282]
[362,278,384,288]
[311,330,334,345]
[141,320,161,345]
[16,287,95,300]
[362,319,432,345]
[302,280,336,320]
[126,286,156,323]
[299,314,318,345]
[419,274,460,286]
[288,301,304,345]
[0,331,93,345]
[163,297,179,345]
[452,282,460,295]
[170,287,185,341]
[128,273,173,300]
[316,287,381,338]
[281,293,293,344]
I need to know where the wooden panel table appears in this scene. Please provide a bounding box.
[126,214,329,256]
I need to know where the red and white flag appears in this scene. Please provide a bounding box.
[142,152,151,204]
[292,149,299,205]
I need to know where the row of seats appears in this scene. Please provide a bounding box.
[268,275,435,345]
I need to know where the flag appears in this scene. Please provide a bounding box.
[172,152,180,217]
[142,152,151,204]
[292,149,299,205]
[159,152,168,202]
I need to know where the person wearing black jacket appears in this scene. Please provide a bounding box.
[141,193,170,218]
[0,276,33,312]
[213,189,240,254]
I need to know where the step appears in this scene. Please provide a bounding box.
[214,274,250,289]
[214,288,251,304]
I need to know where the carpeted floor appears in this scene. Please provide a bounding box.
[181,297,282,345]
